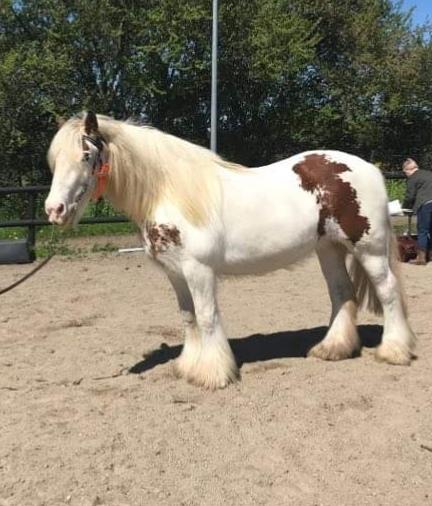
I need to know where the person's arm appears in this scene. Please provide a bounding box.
[402,177,417,209]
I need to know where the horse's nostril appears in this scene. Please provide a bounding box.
[57,203,65,215]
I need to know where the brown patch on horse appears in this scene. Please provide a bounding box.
[146,224,182,256]
[293,154,370,243]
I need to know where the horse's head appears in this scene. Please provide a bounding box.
[45,111,109,226]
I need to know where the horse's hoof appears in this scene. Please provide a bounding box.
[308,340,359,361]
[186,366,240,390]
[173,358,191,379]
[375,342,412,366]
[173,350,201,379]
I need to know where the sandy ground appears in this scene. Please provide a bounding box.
[0,236,431,506]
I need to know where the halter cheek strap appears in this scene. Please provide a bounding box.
[82,134,110,201]
[92,163,110,201]
[82,134,104,152]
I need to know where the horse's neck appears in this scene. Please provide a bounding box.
[103,126,228,227]
[104,148,155,225]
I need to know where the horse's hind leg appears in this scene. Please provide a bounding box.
[309,241,360,360]
[353,241,416,365]
[166,273,201,380]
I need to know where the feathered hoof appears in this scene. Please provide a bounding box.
[173,341,202,379]
[375,342,413,366]
[186,362,240,390]
[308,339,360,361]
[173,355,196,379]
[174,342,240,389]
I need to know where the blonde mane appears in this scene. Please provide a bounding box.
[48,114,246,226]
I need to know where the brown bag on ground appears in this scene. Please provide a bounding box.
[397,235,418,262]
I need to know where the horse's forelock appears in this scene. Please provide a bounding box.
[47,118,83,171]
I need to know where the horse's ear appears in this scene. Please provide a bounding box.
[56,116,67,129]
[84,111,99,135]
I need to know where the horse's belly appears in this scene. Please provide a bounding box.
[217,173,320,274]
[219,213,319,274]
[218,240,316,275]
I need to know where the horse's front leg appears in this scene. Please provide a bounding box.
[182,261,239,389]
[166,273,201,380]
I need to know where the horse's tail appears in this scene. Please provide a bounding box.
[349,255,383,315]
[349,232,406,316]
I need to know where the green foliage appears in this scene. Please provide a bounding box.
[386,179,406,202]
[0,0,431,204]
[250,1,319,80]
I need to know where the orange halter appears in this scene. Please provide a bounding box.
[82,134,110,201]
[92,162,110,201]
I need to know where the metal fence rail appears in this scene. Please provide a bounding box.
[0,185,50,195]
[0,185,129,253]
[383,173,405,180]
[0,216,130,228]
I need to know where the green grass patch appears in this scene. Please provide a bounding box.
[0,221,137,258]
[36,240,84,258]
[90,242,119,253]
[0,227,27,240]
[0,221,136,241]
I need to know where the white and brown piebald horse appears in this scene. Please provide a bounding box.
[45,112,416,389]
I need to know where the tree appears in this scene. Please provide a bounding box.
[0,0,431,199]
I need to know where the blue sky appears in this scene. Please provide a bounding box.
[399,0,431,26]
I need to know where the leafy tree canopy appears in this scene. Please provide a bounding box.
[0,0,431,190]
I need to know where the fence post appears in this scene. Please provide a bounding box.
[27,192,36,260]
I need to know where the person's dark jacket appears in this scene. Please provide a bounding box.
[403,169,432,213]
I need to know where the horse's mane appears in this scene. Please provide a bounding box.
[48,114,246,226]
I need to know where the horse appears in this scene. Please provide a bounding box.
[45,111,416,389]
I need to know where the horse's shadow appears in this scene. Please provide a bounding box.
[128,324,383,375]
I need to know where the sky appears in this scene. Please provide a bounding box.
[399,0,431,26]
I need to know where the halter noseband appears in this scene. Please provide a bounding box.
[82,134,104,152]
[82,134,110,201]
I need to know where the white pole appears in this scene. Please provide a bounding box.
[118,247,145,254]
[210,0,218,152]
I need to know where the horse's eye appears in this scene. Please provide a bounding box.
[83,152,90,162]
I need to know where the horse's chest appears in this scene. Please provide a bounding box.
[142,223,182,258]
